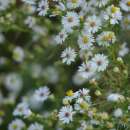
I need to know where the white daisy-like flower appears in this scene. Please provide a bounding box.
[13,46,25,63]
[96,31,116,46]
[78,31,94,50]
[78,61,97,79]
[104,5,122,24]
[28,122,44,130]
[13,102,32,117]
[66,0,82,9]
[55,30,68,44]
[58,106,74,124]
[61,47,77,65]
[0,0,10,10]
[22,0,36,5]
[120,0,130,12]
[62,12,80,32]
[8,119,25,130]
[24,16,36,28]
[91,0,109,8]
[118,42,129,57]
[113,108,123,118]
[37,0,49,16]
[121,15,130,30]
[72,72,87,85]
[92,54,109,72]
[4,73,23,93]
[34,86,50,102]
[84,15,102,33]
[107,93,124,102]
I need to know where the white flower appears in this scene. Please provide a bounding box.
[31,63,43,78]
[58,106,74,124]
[62,12,79,32]
[43,66,59,84]
[78,31,94,50]
[13,102,32,117]
[96,31,116,46]
[92,54,109,72]
[66,0,82,9]
[104,5,122,24]
[22,0,36,5]
[121,15,130,30]
[0,0,10,10]
[84,15,102,33]
[13,47,25,63]
[28,122,44,130]
[113,108,123,118]
[91,0,109,8]
[4,73,23,93]
[55,30,68,44]
[118,42,129,57]
[107,93,124,102]
[8,119,25,130]
[72,72,87,85]
[61,47,77,65]
[34,86,50,102]
[120,0,130,12]
[78,61,97,79]
[24,16,36,28]
[37,0,49,16]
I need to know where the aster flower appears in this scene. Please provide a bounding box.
[78,61,97,79]
[84,15,102,33]
[118,42,129,57]
[13,102,32,117]
[91,0,109,8]
[0,0,10,10]
[120,0,130,12]
[104,5,122,24]
[58,106,74,124]
[66,0,82,9]
[78,31,94,50]
[55,30,68,44]
[34,86,50,102]
[107,93,125,102]
[4,73,23,93]
[28,122,44,130]
[92,54,109,72]
[62,12,80,32]
[37,0,49,16]
[8,119,25,130]
[13,47,25,63]
[96,31,116,46]
[61,47,77,65]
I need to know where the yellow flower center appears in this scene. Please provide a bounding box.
[12,124,18,129]
[82,36,89,44]
[66,90,74,96]
[102,34,113,42]
[111,5,118,13]
[127,1,130,6]
[71,0,77,3]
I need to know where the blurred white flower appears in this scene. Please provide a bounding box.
[4,73,23,93]
[13,47,25,63]
[34,86,50,102]
[8,119,25,130]
[28,122,44,130]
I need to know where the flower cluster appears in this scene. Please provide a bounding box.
[0,0,130,130]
